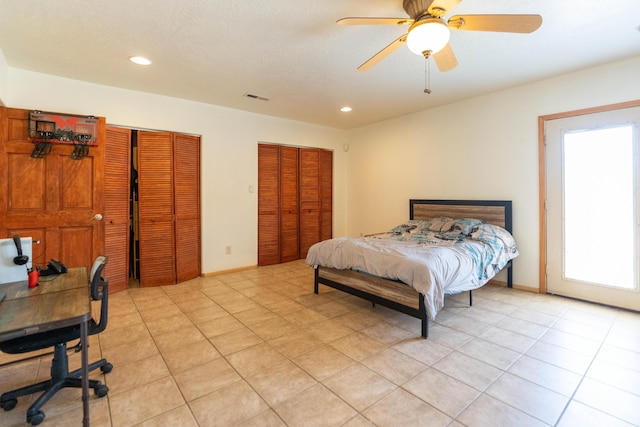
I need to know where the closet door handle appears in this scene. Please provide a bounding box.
[91,214,103,221]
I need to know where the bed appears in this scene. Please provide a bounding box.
[305,199,517,338]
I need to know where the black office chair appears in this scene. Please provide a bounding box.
[0,256,113,426]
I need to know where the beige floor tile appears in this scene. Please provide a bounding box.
[404,368,480,417]
[433,351,503,391]
[109,376,185,426]
[361,347,428,385]
[245,359,317,406]
[268,330,323,358]
[101,336,159,367]
[323,364,396,412]
[176,295,220,313]
[539,328,601,357]
[332,309,384,331]
[208,326,263,355]
[107,310,144,330]
[105,353,170,396]
[274,383,357,427]
[145,312,194,336]
[457,393,548,427]
[595,343,640,372]
[161,339,221,375]
[392,336,452,366]
[137,403,199,427]
[478,325,536,353]
[525,339,592,374]
[211,291,261,313]
[439,313,492,336]
[495,316,549,339]
[304,318,355,343]
[185,304,228,325]
[264,299,306,316]
[153,324,206,353]
[486,372,568,425]
[197,313,245,338]
[234,306,279,326]
[248,316,299,341]
[133,295,175,311]
[238,409,287,427]
[363,388,451,427]
[226,342,287,377]
[360,320,416,345]
[189,380,269,426]
[574,378,640,426]
[99,322,151,349]
[291,344,355,381]
[427,324,474,349]
[508,355,582,396]
[341,415,377,427]
[329,332,386,362]
[458,338,521,370]
[173,357,241,401]
[282,307,328,327]
[557,400,636,427]
[138,302,183,322]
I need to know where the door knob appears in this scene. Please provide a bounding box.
[92,214,103,221]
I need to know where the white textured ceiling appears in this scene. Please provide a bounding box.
[0,0,639,129]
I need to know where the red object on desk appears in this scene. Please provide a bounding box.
[27,268,39,288]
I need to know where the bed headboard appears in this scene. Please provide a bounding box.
[410,199,512,234]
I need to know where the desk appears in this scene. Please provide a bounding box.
[0,268,91,426]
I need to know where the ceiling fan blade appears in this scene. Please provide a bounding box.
[428,0,462,16]
[337,17,413,26]
[433,43,458,72]
[358,34,408,72]
[448,14,542,33]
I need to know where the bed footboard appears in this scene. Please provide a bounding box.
[314,267,429,338]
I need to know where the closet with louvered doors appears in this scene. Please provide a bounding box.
[258,143,332,266]
[104,128,201,288]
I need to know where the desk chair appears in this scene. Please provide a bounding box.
[0,256,113,426]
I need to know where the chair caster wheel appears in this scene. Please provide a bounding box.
[95,385,109,398]
[0,398,17,411]
[101,363,113,374]
[28,410,45,426]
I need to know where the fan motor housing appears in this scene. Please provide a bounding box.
[403,0,436,19]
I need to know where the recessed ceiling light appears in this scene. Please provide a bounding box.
[340,106,352,112]
[129,56,151,65]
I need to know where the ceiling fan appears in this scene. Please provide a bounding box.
[338,0,542,72]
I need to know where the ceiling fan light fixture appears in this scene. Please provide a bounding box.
[406,18,450,57]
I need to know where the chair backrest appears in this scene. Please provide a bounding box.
[89,256,109,335]
[90,256,108,300]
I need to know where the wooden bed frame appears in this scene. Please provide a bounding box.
[313,199,513,338]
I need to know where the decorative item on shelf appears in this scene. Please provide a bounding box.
[28,110,98,160]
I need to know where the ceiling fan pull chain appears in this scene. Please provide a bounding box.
[424,56,432,94]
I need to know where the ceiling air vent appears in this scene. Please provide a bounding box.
[243,93,270,101]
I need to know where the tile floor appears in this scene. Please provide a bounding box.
[1,260,639,426]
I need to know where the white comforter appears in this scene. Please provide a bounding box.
[305,233,516,319]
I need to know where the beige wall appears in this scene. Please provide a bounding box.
[4,68,348,274]
[4,50,640,288]
[345,55,640,290]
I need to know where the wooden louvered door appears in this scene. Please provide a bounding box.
[137,131,176,286]
[258,144,280,265]
[299,148,321,258]
[280,146,300,262]
[174,133,201,283]
[319,149,333,242]
[104,126,131,292]
[0,107,105,273]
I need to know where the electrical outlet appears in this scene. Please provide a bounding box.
[225,245,232,255]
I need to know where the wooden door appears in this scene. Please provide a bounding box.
[137,131,175,286]
[0,107,105,272]
[280,146,299,262]
[258,144,280,265]
[299,148,320,258]
[319,149,333,241]
[174,133,201,282]
[104,126,131,292]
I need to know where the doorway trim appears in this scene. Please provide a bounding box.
[538,99,640,294]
